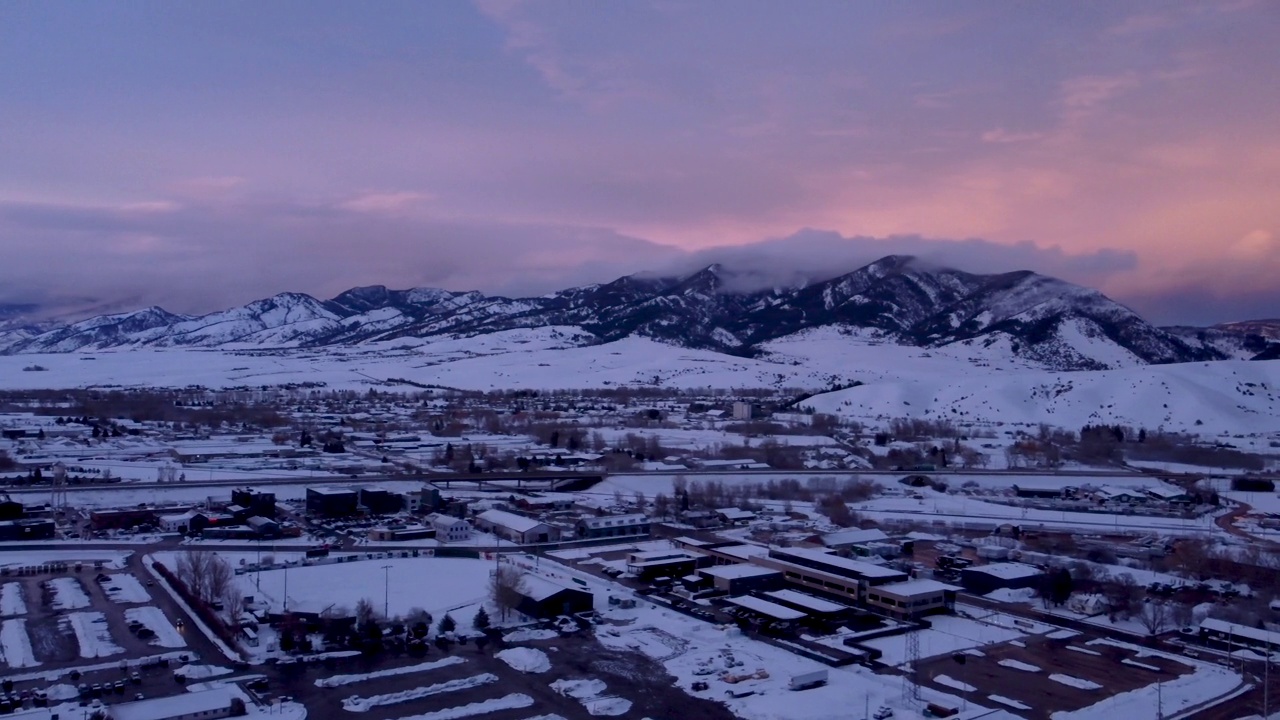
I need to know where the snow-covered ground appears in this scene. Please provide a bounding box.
[0,582,25,617]
[342,674,498,712]
[1,618,39,668]
[124,606,186,648]
[0,549,130,570]
[495,647,550,673]
[64,611,125,658]
[104,573,152,604]
[47,577,91,610]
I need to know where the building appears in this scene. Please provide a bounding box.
[474,509,559,544]
[231,488,276,519]
[89,507,165,531]
[625,550,702,581]
[0,494,23,521]
[516,573,594,618]
[107,686,240,720]
[158,510,200,534]
[716,508,757,525]
[960,562,1045,596]
[816,528,892,556]
[306,486,359,518]
[514,493,576,512]
[864,579,957,619]
[699,565,783,594]
[358,486,403,515]
[0,518,55,541]
[732,402,755,420]
[752,546,907,602]
[1199,618,1280,653]
[725,595,805,624]
[427,513,471,543]
[245,516,280,537]
[368,524,436,541]
[576,513,650,540]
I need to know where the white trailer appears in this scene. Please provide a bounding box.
[789,669,828,690]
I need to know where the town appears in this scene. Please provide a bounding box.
[0,385,1277,720]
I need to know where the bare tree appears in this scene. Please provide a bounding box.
[355,597,378,627]
[653,493,670,521]
[175,549,232,606]
[490,563,527,622]
[633,490,647,510]
[1139,599,1170,635]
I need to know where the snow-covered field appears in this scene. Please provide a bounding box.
[124,605,186,648]
[202,555,493,619]
[64,611,125,658]
[0,550,130,570]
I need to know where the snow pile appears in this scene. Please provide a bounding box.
[551,678,609,699]
[1067,645,1101,656]
[46,684,79,700]
[125,606,186,648]
[933,675,975,692]
[47,578,91,610]
[990,695,1033,710]
[583,698,633,716]
[1047,629,1080,640]
[382,693,534,720]
[496,647,551,673]
[174,664,233,680]
[0,583,26,616]
[1050,674,1102,690]
[985,587,1037,603]
[1122,658,1161,672]
[316,656,466,688]
[64,612,124,658]
[0,618,39,668]
[503,628,559,642]
[998,658,1042,672]
[104,574,151,604]
[1051,656,1240,720]
[342,674,498,712]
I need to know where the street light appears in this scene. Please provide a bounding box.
[382,564,392,619]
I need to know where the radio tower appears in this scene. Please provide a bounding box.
[50,462,68,515]
[903,629,922,704]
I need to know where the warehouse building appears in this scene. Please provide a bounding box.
[959,562,1045,596]
[0,518,55,541]
[576,513,650,539]
[231,488,277,519]
[474,509,560,544]
[625,550,702,581]
[763,588,851,622]
[516,573,594,618]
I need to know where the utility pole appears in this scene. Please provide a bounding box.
[382,564,392,619]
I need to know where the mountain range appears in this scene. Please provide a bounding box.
[1,255,1276,371]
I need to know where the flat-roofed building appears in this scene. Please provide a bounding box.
[306,486,359,518]
[960,562,1044,596]
[725,595,806,623]
[699,565,783,594]
[576,513,650,540]
[625,550,702,581]
[763,588,850,619]
[473,509,559,544]
[865,579,957,619]
[751,545,907,602]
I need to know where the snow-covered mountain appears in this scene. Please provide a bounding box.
[0,256,1257,370]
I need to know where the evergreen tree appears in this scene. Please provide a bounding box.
[438,614,456,634]
[472,607,490,631]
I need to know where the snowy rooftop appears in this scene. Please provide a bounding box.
[307,486,355,496]
[701,564,781,580]
[476,509,543,533]
[876,579,958,597]
[966,562,1043,580]
[819,528,890,546]
[716,544,770,561]
[726,595,806,620]
[769,546,906,579]
[580,513,648,529]
[520,572,588,602]
[109,687,238,720]
[763,589,847,613]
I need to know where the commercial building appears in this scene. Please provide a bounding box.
[358,486,403,515]
[107,687,240,720]
[752,546,907,602]
[864,579,957,619]
[576,513,650,540]
[959,562,1045,596]
[230,488,276,519]
[625,550,702,581]
[725,595,805,623]
[698,564,783,594]
[473,509,560,544]
[368,524,436,541]
[306,486,359,518]
[0,494,24,521]
[0,518,55,541]
[1199,618,1280,653]
[762,589,851,621]
[427,513,471,543]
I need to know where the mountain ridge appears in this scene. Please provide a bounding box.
[0,255,1269,369]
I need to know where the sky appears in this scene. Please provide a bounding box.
[1,1,1278,325]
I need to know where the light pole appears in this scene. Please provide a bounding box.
[381,564,392,619]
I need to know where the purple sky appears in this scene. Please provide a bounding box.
[2,1,1278,325]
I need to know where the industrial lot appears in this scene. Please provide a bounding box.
[1,387,1279,720]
